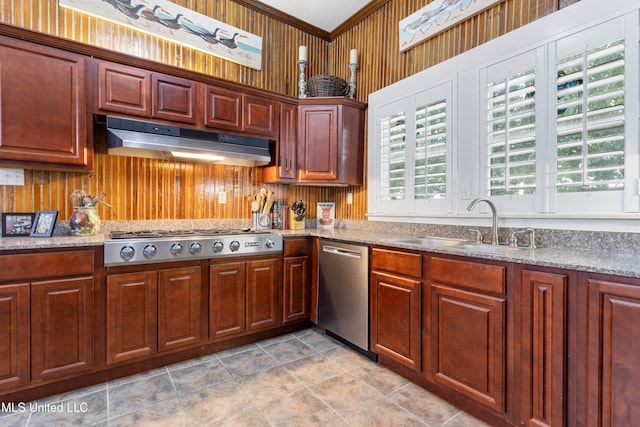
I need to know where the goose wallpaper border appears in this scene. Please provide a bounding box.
[60,0,264,70]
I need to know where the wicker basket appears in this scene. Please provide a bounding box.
[306,75,348,97]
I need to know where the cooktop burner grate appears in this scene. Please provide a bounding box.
[108,228,267,239]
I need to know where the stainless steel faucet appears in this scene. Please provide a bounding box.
[466,197,499,245]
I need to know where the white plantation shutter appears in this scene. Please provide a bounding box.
[415,99,447,199]
[556,39,625,193]
[379,111,407,201]
[486,69,537,196]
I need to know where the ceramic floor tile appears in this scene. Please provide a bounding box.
[351,361,411,395]
[282,353,343,386]
[0,410,30,427]
[237,366,305,407]
[169,358,235,397]
[213,342,260,358]
[259,336,316,364]
[218,347,278,378]
[294,328,342,351]
[109,397,191,427]
[321,344,375,372]
[180,378,256,425]
[108,372,178,419]
[340,396,427,426]
[259,388,343,427]
[308,372,386,415]
[27,389,108,427]
[389,382,461,426]
[212,410,271,426]
[443,411,492,427]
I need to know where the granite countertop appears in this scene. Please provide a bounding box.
[1,227,639,279]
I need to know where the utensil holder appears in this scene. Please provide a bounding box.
[289,212,305,230]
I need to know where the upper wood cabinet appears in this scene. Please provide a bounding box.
[263,101,297,183]
[0,36,90,170]
[94,60,198,125]
[204,85,278,139]
[297,97,365,185]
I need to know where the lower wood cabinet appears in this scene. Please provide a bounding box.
[283,237,311,323]
[209,256,281,341]
[106,265,201,365]
[0,247,98,393]
[577,273,640,427]
[370,247,422,370]
[0,283,30,391]
[31,277,94,383]
[425,256,507,413]
[516,268,570,427]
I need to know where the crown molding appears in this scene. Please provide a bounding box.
[232,0,390,41]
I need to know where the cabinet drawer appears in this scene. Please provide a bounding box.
[372,247,422,279]
[284,238,309,256]
[0,250,95,282]
[430,256,505,294]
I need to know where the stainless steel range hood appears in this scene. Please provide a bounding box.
[105,116,272,166]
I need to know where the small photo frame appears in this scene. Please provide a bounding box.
[317,202,335,229]
[31,210,59,237]
[2,212,35,237]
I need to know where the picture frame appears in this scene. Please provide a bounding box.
[2,212,35,237]
[31,210,59,237]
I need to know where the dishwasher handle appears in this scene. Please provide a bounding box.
[322,245,363,259]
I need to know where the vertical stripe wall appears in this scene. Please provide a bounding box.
[0,0,575,223]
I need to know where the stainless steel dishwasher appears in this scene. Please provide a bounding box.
[318,239,376,359]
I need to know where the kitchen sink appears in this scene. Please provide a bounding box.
[453,244,531,254]
[380,236,469,247]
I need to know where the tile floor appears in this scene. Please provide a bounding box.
[0,328,490,426]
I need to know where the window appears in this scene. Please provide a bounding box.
[486,69,537,196]
[368,2,639,224]
[555,39,625,193]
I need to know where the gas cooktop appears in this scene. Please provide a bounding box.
[104,228,282,266]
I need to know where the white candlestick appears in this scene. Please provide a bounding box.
[349,49,358,65]
[299,45,308,62]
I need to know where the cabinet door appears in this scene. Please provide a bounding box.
[158,266,201,352]
[247,257,281,332]
[203,85,242,131]
[283,255,310,322]
[243,95,277,138]
[106,272,157,364]
[262,101,297,183]
[0,283,30,391]
[371,271,421,370]
[31,277,93,382]
[0,36,89,169]
[428,282,506,412]
[152,74,198,124]
[96,60,151,117]
[297,104,339,182]
[209,261,246,340]
[580,276,640,427]
[519,269,567,427]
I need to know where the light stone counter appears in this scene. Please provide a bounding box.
[1,220,639,279]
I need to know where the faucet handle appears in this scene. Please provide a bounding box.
[469,229,483,244]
